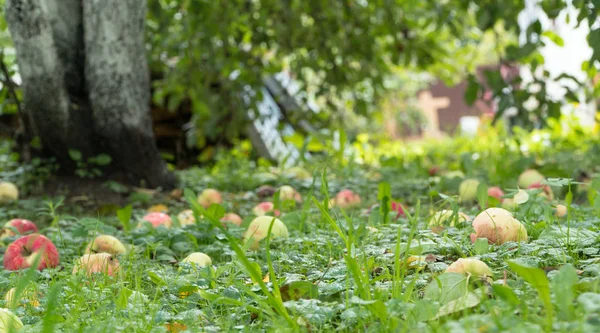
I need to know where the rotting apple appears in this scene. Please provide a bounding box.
[138,212,172,228]
[0,182,18,204]
[518,169,545,189]
[181,252,212,267]
[243,216,289,250]
[197,189,223,208]
[72,253,120,277]
[446,258,493,278]
[0,219,38,239]
[85,235,127,255]
[3,234,60,271]
[470,207,528,245]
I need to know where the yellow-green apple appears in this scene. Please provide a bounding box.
[0,182,18,204]
[279,185,302,202]
[470,208,528,244]
[177,209,197,226]
[72,253,120,276]
[181,252,212,267]
[243,216,289,250]
[0,219,38,239]
[3,234,59,271]
[138,212,172,228]
[458,178,480,203]
[446,258,493,278]
[197,189,222,208]
[555,204,567,217]
[0,308,23,332]
[518,169,545,188]
[85,235,127,255]
[147,204,169,213]
[5,286,42,308]
[428,210,470,227]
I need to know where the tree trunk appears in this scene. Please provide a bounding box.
[5,0,176,189]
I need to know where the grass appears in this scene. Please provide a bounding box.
[2,122,600,332]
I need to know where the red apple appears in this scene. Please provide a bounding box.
[527,182,554,200]
[4,234,60,271]
[391,201,406,219]
[334,189,361,208]
[0,219,38,239]
[139,212,172,228]
[487,186,505,202]
[252,202,281,217]
[428,166,440,176]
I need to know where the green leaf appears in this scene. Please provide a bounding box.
[280,281,319,302]
[116,205,133,233]
[492,284,520,306]
[93,154,112,166]
[147,271,167,286]
[423,272,469,305]
[473,238,489,255]
[552,264,578,319]
[464,75,480,105]
[542,30,564,47]
[378,182,391,224]
[68,149,82,161]
[433,291,481,319]
[507,260,553,328]
[116,287,133,310]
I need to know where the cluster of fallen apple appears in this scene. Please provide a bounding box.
[0,168,573,327]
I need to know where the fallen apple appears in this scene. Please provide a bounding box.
[428,210,470,227]
[197,188,223,208]
[243,216,289,250]
[147,204,169,213]
[470,207,528,244]
[555,204,567,217]
[256,185,277,199]
[0,219,38,239]
[5,286,41,308]
[139,212,172,228]
[458,178,481,203]
[85,235,127,255]
[279,185,302,202]
[334,189,361,209]
[0,182,18,204]
[501,198,517,210]
[527,182,554,200]
[518,169,545,188]
[487,186,505,202]
[4,234,60,271]
[177,209,197,226]
[0,308,23,332]
[72,253,120,277]
[252,202,280,217]
[181,252,212,267]
[446,258,493,278]
[220,213,243,226]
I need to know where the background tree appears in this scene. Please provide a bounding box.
[4,0,175,188]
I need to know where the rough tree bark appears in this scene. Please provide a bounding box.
[5,0,176,189]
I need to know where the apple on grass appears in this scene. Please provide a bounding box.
[177,209,198,226]
[487,186,504,202]
[197,189,223,208]
[518,169,545,188]
[0,182,19,204]
[0,219,38,239]
[73,253,120,277]
[138,212,172,228]
[0,308,23,332]
[85,235,127,255]
[4,234,60,271]
[220,213,243,226]
[243,216,289,250]
[5,286,42,308]
[279,185,302,203]
[252,202,280,217]
[333,189,361,209]
[446,258,492,279]
[470,208,528,245]
[180,252,212,267]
